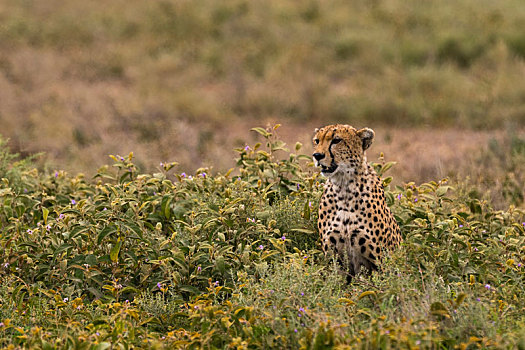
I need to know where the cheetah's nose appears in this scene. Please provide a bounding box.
[313,153,325,161]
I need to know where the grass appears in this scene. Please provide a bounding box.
[0,0,525,175]
[0,126,524,348]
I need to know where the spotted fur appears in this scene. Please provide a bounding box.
[313,124,401,276]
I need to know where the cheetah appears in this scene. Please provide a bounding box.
[313,124,402,276]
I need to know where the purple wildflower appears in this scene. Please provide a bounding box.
[474,247,478,252]
[294,329,298,333]
[518,263,522,267]
[308,201,312,207]
[476,298,481,301]
[213,281,219,287]
[258,245,264,250]
[157,282,162,289]
[27,229,33,235]
[299,307,305,313]
[103,207,107,211]
[296,183,300,190]
[414,198,418,203]
[397,194,402,200]
[459,225,463,228]
[54,171,59,178]
[120,157,124,161]
[59,213,64,220]
[46,224,51,231]
[197,266,201,272]
[201,172,206,178]
[244,145,250,151]
[281,235,286,241]
[96,332,100,336]
[63,297,68,302]
[71,199,76,205]
[301,292,304,296]
[485,284,491,290]
[181,172,186,178]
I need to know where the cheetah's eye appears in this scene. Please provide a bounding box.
[332,138,342,144]
[314,139,319,145]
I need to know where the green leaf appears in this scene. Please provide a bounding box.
[469,199,482,214]
[161,195,172,219]
[436,186,450,197]
[41,341,54,350]
[303,200,311,220]
[85,254,98,266]
[380,161,396,175]
[42,207,49,225]
[455,293,467,307]
[251,127,270,138]
[430,302,450,317]
[358,291,376,300]
[110,241,122,263]
[123,222,143,240]
[291,228,314,234]
[53,244,73,257]
[97,225,117,244]
[70,225,89,239]
[178,285,201,295]
[94,342,111,350]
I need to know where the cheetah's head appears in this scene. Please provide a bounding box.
[312,124,374,177]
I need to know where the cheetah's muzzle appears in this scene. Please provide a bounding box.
[320,163,338,174]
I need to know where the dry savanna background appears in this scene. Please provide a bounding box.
[1,0,524,205]
[1,0,525,348]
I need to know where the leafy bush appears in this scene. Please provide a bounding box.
[0,126,524,348]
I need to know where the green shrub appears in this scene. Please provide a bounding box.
[0,126,524,348]
[437,35,488,68]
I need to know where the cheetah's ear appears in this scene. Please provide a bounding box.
[357,128,375,150]
[314,128,319,133]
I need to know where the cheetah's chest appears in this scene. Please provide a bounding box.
[318,173,399,268]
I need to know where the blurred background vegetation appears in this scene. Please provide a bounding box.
[0,0,523,205]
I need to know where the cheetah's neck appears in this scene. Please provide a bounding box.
[328,156,371,190]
